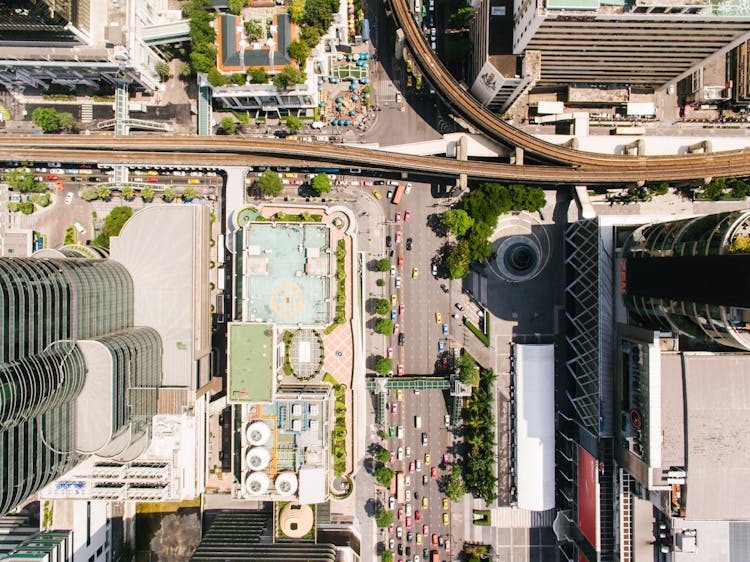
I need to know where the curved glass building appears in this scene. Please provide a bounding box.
[0,256,161,516]
[623,210,750,350]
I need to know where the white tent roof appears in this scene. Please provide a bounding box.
[515,344,556,511]
[298,465,326,505]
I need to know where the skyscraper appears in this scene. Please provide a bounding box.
[0,255,161,516]
[623,210,750,350]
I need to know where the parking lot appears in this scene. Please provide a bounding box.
[380,387,455,561]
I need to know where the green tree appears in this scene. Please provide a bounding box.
[255,170,284,196]
[374,356,393,376]
[94,206,133,248]
[182,187,197,201]
[374,298,390,315]
[376,278,385,287]
[6,169,44,192]
[228,0,245,14]
[443,208,474,237]
[286,114,303,133]
[231,72,246,85]
[244,20,264,41]
[31,107,60,133]
[445,240,471,279]
[381,551,393,562]
[190,51,215,73]
[374,465,395,488]
[155,60,171,80]
[29,193,50,207]
[141,186,155,202]
[179,61,193,78]
[273,65,306,89]
[121,186,135,200]
[96,185,112,200]
[448,6,474,29]
[648,182,670,196]
[207,67,230,87]
[375,318,394,335]
[162,187,177,202]
[374,446,391,464]
[248,67,268,83]
[445,465,467,501]
[57,112,77,132]
[310,172,331,195]
[220,117,237,134]
[80,188,99,201]
[375,508,393,528]
[290,0,306,22]
[302,0,337,30]
[300,25,320,48]
[17,201,35,215]
[375,258,391,272]
[288,40,311,67]
[456,352,479,386]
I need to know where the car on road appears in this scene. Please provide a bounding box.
[397,255,404,268]
[389,523,394,535]
[188,178,200,184]
[190,171,202,177]
[407,531,413,542]
[415,508,422,521]
[398,508,404,521]
[409,461,415,473]
[391,309,397,321]
[438,341,445,353]
[398,332,405,345]
[405,489,411,501]
[398,543,404,556]
[405,515,412,528]
[397,425,404,439]
[73,221,86,235]
[399,303,405,316]
[395,276,401,288]
[406,502,412,517]
[424,453,430,465]
[386,235,392,247]
[443,513,449,525]
[63,192,73,205]
[404,209,411,221]
[391,294,398,306]
[388,347,393,359]
[432,533,438,546]
[421,432,428,445]
[440,283,448,293]
[56,181,64,191]
[398,447,404,460]
[147,176,158,183]
[390,426,396,438]
[387,190,393,199]
[431,466,437,479]
[444,417,450,429]
[442,498,449,510]
[455,303,465,311]
[442,323,449,335]
[397,363,404,376]
[394,323,400,335]
[406,237,413,250]
[423,549,429,561]
[422,474,428,485]
[391,402,397,414]
[395,211,401,222]
[395,231,402,244]
[390,451,396,463]
[397,525,403,539]
[396,92,403,103]
[45,174,58,180]
[397,389,404,401]
[372,189,382,199]
[431,263,438,277]
[415,459,421,472]
[415,532,422,545]
[422,524,429,536]
[422,496,429,509]
[412,267,419,278]
[435,312,442,323]
[173,170,186,176]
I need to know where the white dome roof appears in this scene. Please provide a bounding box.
[246,421,271,446]
[275,472,298,496]
[245,447,271,471]
[245,472,270,495]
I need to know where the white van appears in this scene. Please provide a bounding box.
[414,416,422,429]
[311,121,324,129]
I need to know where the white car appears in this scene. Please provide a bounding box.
[406,446,411,457]
[190,171,203,177]
[173,170,186,176]
[395,276,401,288]
[64,192,73,205]
[397,447,404,460]
[406,490,411,502]
[206,171,217,177]
[395,92,403,103]
[389,495,396,510]
[404,183,413,195]
[406,503,413,517]
[390,265,396,278]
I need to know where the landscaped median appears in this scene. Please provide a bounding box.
[324,373,348,476]
[464,313,490,347]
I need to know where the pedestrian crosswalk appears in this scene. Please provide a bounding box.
[81,103,93,123]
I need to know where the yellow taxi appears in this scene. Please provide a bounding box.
[435,312,442,324]
[442,498,449,510]
[391,294,398,306]
[443,513,450,525]
[397,389,404,401]
[412,267,419,278]
[372,189,382,200]
[422,496,429,509]
[416,533,422,545]
[188,178,200,184]
[424,453,430,465]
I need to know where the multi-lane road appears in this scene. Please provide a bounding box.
[2,135,750,183]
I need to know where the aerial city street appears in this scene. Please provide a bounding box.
[2,1,750,562]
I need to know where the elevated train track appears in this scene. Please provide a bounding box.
[388,0,750,171]
[0,136,748,183]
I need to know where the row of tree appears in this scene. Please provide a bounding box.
[80,185,197,203]
[443,183,546,279]
[31,108,77,134]
[251,170,332,196]
[461,367,498,503]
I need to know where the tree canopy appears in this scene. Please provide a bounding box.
[444,465,467,501]
[310,173,331,195]
[374,465,395,488]
[255,170,283,196]
[141,186,155,201]
[219,117,236,134]
[375,318,394,335]
[375,258,391,272]
[443,208,474,237]
[375,508,393,528]
[374,356,393,376]
[456,352,479,387]
[248,67,268,84]
[286,115,303,134]
[374,446,391,464]
[374,298,390,315]
[31,108,61,133]
[93,206,133,249]
[6,170,45,192]
[273,66,306,89]
[462,367,498,502]
[162,187,177,202]
[288,40,311,68]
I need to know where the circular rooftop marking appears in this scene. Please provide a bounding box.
[493,235,544,282]
[269,283,304,318]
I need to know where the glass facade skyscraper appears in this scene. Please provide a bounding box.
[0,255,161,516]
[623,210,750,350]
